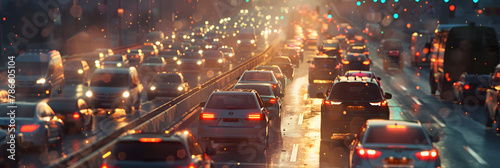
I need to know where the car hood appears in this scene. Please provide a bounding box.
[88,87,129,94]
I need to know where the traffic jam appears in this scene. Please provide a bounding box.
[1,0,500,168]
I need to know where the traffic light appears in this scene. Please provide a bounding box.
[393,13,399,19]
[373,0,377,2]
[415,0,420,2]
[395,0,399,2]
[444,0,449,2]
[357,1,361,6]
[328,10,332,19]
[449,5,455,18]
[381,0,386,3]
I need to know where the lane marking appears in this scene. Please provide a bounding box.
[463,146,489,167]
[430,114,446,128]
[290,144,299,162]
[298,113,303,125]
[399,85,407,91]
[411,96,422,106]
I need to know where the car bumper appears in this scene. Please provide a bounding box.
[88,97,133,109]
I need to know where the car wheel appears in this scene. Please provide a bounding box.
[485,106,493,128]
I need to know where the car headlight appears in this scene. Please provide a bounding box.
[155,41,160,45]
[173,57,178,60]
[237,40,241,44]
[197,61,202,65]
[117,63,122,67]
[198,50,203,54]
[191,39,195,42]
[122,91,130,98]
[177,60,182,65]
[150,86,156,90]
[95,60,100,64]
[78,69,84,74]
[85,91,92,97]
[177,86,183,91]
[218,59,223,63]
[36,78,46,84]
[251,39,255,44]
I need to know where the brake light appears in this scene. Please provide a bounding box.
[363,52,369,55]
[415,149,438,161]
[339,49,343,53]
[151,51,155,55]
[188,163,196,168]
[101,164,109,168]
[269,98,276,104]
[356,147,382,159]
[135,55,139,58]
[387,125,407,129]
[73,112,80,119]
[323,99,331,105]
[342,59,350,64]
[464,84,470,90]
[363,60,370,65]
[248,114,262,120]
[201,113,215,120]
[415,52,420,57]
[20,124,39,132]
[370,100,387,106]
[271,84,277,89]
[139,138,162,143]
[275,74,283,78]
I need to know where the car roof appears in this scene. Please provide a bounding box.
[345,70,374,74]
[244,70,274,73]
[366,119,422,128]
[234,83,273,87]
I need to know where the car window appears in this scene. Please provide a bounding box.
[0,105,35,118]
[346,54,367,61]
[112,141,189,161]
[255,67,282,74]
[313,58,338,66]
[233,85,272,96]
[329,83,383,101]
[90,73,130,87]
[364,126,430,145]
[17,62,48,76]
[346,72,374,78]
[206,94,258,109]
[47,101,76,112]
[242,72,273,81]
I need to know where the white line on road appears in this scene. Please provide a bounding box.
[399,85,407,91]
[290,144,299,162]
[430,115,446,128]
[298,113,303,125]
[463,146,489,167]
[411,97,422,106]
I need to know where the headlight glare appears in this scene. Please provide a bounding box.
[122,91,130,98]
[36,78,46,84]
[197,61,202,65]
[150,86,156,90]
[177,86,183,91]
[85,91,92,97]
[78,69,84,74]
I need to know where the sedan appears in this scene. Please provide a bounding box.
[63,60,89,83]
[44,98,94,134]
[254,65,288,89]
[342,53,370,71]
[177,52,205,72]
[147,73,190,100]
[101,55,130,68]
[266,56,294,80]
[236,70,284,97]
[0,102,64,152]
[139,57,168,76]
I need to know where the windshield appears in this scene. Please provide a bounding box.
[112,141,188,161]
[233,85,272,96]
[17,62,48,76]
[329,83,382,101]
[154,74,182,83]
[364,127,430,145]
[47,101,76,112]
[206,94,258,109]
[90,72,130,87]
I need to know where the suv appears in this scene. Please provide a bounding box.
[198,90,270,148]
[86,68,142,115]
[308,55,342,84]
[236,70,283,97]
[16,50,65,97]
[147,72,190,100]
[346,44,369,58]
[317,76,392,139]
[101,131,215,168]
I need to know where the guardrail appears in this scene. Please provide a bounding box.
[48,36,281,168]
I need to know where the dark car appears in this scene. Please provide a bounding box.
[342,53,370,71]
[147,73,190,100]
[101,131,216,168]
[267,56,294,80]
[141,43,159,57]
[346,44,369,58]
[44,98,94,134]
[452,73,490,106]
[317,76,392,139]
[125,49,145,67]
[319,39,342,57]
[279,48,300,67]
[159,49,182,64]
[203,50,226,70]
[308,55,343,84]
[139,57,168,76]
[485,64,500,134]
[177,52,205,72]
[63,60,89,83]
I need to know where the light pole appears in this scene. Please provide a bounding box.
[117,0,123,46]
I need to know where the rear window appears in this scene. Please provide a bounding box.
[103,56,123,62]
[112,141,188,161]
[233,85,272,96]
[206,94,258,109]
[47,101,76,113]
[346,72,374,78]
[364,126,430,145]
[90,73,130,87]
[329,83,382,101]
[348,45,365,53]
[346,54,367,61]
[0,105,35,118]
[241,72,273,81]
[314,58,338,66]
[255,66,281,74]
[323,43,338,48]
[323,49,339,56]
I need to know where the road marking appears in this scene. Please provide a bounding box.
[290,144,299,162]
[298,113,303,125]
[430,115,446,128]
[399,85,407,91]
[411,96,422,106]
[463,146,489,167]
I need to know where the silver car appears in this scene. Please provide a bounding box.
[198,90,269,147]
[0,102,64,152]
[236,70,284,97]
[255,65,288,89]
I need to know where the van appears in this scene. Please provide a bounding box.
[16,50,65,97]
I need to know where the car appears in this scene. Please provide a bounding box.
[484,64,500,134]
[346,44,369,58]
[203,50,226,71]
[344,70,382,87]
[177,52,205,72]
[101,131,216,168]
[140,43,159,57]
[100,55,130,68]
[317,76,392,139]
[232,83,282,133]
[342,53,370,71]
[44,98,94,134]
[198,89,270,148]
[16,50,65,97]
[86,68,142,115]
[318,39,342,57]
[147,72,190,100]
[211,39,224,49]
[80,52,104,72]
[218,46,236,62]
[348,119,441,168]
[377,39,403,58]
[308,55,343,84]
[125,49,145,67]
[267,56,294,80]
[165,42,185,52]
[279,48,300,67]
[0,102,64,152]
[236,70,284,97]
[63,60,89,83]
[159,49,182,64]
[0,129,22,167]
[255,65,288,89]
[139,57,168,76]
[94,48,114,57]
[452,73,490,106]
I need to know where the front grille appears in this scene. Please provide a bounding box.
[95,92,121,99]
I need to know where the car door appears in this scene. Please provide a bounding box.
[40,105,57,139]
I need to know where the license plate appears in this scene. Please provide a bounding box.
[223,118,239,122]
[346,106,365,111]
[383,158,412,165]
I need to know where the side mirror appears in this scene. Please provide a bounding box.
[344,133,356,147]
[199,102,206,107]
[316,93,325,99]
[377,77,381,81]
[384,93,392,99]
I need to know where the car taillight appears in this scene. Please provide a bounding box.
[271,84,277,89]
[415,52,420,57]
[464,84,470,90]
[73,112,80,119]
[188,163,196,168]
[248,114,262,120]
[363,60,370,65]
[269,98,276,104]
[275,74,283,78]
[101,164,110,168]
[339,49,343,53]
[135,55,139,58]
[342,59,350,64]
[139,138,162,143]
[356,147,382,159]
[20,124,39,132]
[369,100,387,106]
[200,113,215,120]
[415,149,438,161]
[151,51,155,55]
